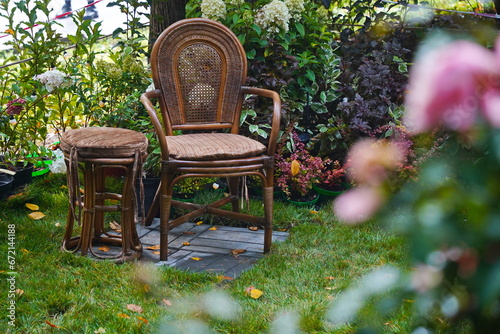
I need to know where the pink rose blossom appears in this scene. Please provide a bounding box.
[405,40,500,133]
[347,138,406,187]
[333,186,383,225]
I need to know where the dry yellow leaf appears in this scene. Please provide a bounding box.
[310,210,318,214]
[152,251,160,255]
[21,249,29,254]
[109,221,121,230]
[182,242,190,246]
[28,212,45,220]
[143,284,151,293]
[137,316,149,323]
[231,249,246,255]
[15,289,24,296]
[25,203,39,211]
[146,245,161,250]
[162,299,172,307]
[190,257,201,261]
[126,304,143,313]
[208,227,217,231]
[248,226,258,231]
[45,320,61,328]
[291,159,300,176]
[117,313,130,318]
[245,287,263,299]
[196,221,203,225]
[98,246,110,252]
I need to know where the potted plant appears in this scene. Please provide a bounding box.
[275,132,326,206]
[313,159,350,204]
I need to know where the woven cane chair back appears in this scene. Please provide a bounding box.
[150,18,248,133]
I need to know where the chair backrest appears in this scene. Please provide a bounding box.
[150,18,248,134]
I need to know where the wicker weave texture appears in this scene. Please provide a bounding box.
[152,19,247,127]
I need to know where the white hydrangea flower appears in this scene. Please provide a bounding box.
[255,0,291,35]
[283,0,304,19]
[49,149,67,174]
[33,69,72,92]
[201,0,226,21]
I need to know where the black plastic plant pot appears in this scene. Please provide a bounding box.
[0,173,14,200]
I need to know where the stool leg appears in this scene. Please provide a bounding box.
[80,163,96,256]
[93,166,106,238]
[121,164,134,257]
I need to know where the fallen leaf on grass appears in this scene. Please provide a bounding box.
[208,226,217,231]
[137,316,149,323]
[25,203,39,210]
[325,276,335,280]
[230,249,246,255]
[117,313,130,318]
[15,289,24,296]
[28,212,45,220]
[126,304,143,313]
[190,257,201,261]
[45,320,61,328]
[98,246,110,252]
[310,210,318,214]
[109,221,121,230]
[162,299,172,306]
[245,286,263,299]
[21,249,29,254]
[248,226,258,231]
[94,327,106,333]
[146,245,161,250]
[217,275,234,281]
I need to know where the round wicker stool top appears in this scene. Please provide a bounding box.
[60,127,148,158]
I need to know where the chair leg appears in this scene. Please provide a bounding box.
[144,181,161,226]
[262,186,273,253]
[159,175,174,261]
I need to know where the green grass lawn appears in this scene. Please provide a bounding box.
[0,173,412,333]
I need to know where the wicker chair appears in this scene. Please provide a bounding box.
[140,18,281,261]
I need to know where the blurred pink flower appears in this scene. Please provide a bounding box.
[405,39,500,133]
[333,186,383,225]
[347,138,406,187]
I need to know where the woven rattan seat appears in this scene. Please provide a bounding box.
[61,127,148,262]
[141,18,282,261]
[60,127,148,158]
[167,133,266,160]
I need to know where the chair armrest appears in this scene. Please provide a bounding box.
[140,90,170,160]
[240,86,282,156]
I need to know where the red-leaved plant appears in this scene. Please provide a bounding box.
[275,132,326,200]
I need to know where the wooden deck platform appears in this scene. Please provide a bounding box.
[136,219,289,278]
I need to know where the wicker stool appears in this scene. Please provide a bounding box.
[60,127,148,262]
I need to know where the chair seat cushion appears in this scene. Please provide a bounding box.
[61,127,148,158]
[167,133,266,160]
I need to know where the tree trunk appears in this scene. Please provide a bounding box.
[148,0,189,55]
